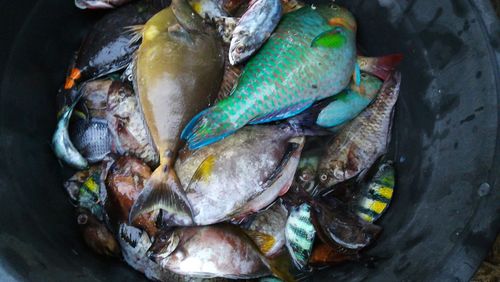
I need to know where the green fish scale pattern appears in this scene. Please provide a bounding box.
[191,6,356,143]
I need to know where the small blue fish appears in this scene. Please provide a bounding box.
[316,73,382,128]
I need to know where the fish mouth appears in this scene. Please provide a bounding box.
[328,17,356,32]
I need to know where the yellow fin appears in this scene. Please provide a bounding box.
[124,24,145,44]
[191,155,216,183]
[245,230,276,255]
[268,252,296,282]
[83,176,99,194]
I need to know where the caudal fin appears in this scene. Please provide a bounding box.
[129,163,193,226]
[181,106,237,150]
[358,53,403,81]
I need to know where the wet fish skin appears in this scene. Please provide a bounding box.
[229,0,282,65]
[77,209,121,257]
[72,117,111,163]
[151,225,292,280]
[285,203,315,270]
[129,1,225,225]
[63,0,165,93]
[243,200,289,257]
[317,72,401,191]
[309,242,358,266]
[173,125,305,226]
[183,4,357,150]
[311,196,382,250]
[355,160,395,223]
[316,73,383,128]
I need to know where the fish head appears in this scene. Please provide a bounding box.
[147,230,180,263]
[318,4,357,33]
[317,160,346,190]
[229,27,259,65]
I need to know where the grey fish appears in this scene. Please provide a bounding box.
[285,203,315,270]
[53,96,88,169]
[243,200,289,257]
[149,225,294,280]
[72,117,111,163]
[317,72,401,192]
[229,0,282,65]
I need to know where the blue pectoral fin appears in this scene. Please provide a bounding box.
[181,108,210,140]
[249,101,314,125]
[353,63,361,86]
[187,129,236,150]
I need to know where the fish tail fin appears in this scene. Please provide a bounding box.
[129,158,193,226]
[124,25,144,45]
[267,252,296,282]
[286,99,335,136]
[181,106,238,150]
[358,53,403,81]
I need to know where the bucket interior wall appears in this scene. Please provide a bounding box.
[0,0,498,281]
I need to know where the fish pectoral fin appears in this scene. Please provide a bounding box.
[124,25,144,45]
[352,63,361,86]
[244,230,276,255]
[129,166,193,226]
[249,101,314,125]
[311,28,346,48]
[185,154,216,193]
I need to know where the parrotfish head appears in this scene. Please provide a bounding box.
[317,4,357,33]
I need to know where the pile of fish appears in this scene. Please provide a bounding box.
[53,0,403,280]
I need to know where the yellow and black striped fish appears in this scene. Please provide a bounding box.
[355,161,395,223]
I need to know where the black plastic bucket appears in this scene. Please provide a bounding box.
[0,0,498,281]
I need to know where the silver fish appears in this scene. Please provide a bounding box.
[53,97,88,169]
[317,72,401,192]
[229,0,282,65]
[150,225,294,280]
[72,117,111,163]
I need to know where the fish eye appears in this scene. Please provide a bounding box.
[319,173,328,182]
[361,73,367,78]
[235,45,245,53]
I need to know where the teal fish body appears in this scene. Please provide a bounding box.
[183,4,357,149]
[285,203,315,270]
[356,161,395,223]
[317,73,383,128]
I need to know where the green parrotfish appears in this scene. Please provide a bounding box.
[182,4,358,150]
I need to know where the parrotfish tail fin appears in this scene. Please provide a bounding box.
[181,106,237,150]
[52,93,88,169]
[267,252,296,282]
[285,99,335,136]
[358,53,403,81]
[353,63,361,86]
[129,159,193,226]
[124,25,144,45]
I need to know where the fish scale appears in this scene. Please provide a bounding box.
[183,4,357,149]
[317,73,401,191]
